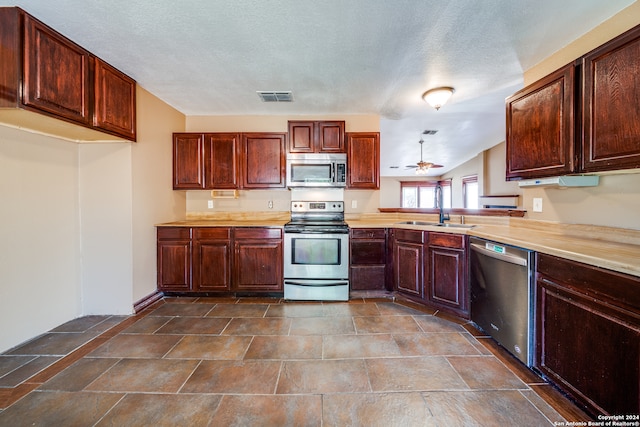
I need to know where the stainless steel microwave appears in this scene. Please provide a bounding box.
[286,153,347,188]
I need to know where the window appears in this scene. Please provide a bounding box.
[463,175,479,209]
[401,180,451,208]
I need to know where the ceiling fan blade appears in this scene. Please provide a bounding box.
[430,164,444,168]
[404,165,418,168]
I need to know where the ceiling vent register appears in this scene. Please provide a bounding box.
[257,91,294,102]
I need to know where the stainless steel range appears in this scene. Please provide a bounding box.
[283,199,349,301]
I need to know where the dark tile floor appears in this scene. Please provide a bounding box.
[0,296,591,426]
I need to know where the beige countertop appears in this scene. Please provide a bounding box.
[348,215,640,278]
[158,220,288,227]
[157,212,640,278]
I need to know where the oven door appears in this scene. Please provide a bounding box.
[283,232,349,279]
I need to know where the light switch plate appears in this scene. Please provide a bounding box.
[351,200,358,209]
[532,198,543,212]
[207,200,214,209]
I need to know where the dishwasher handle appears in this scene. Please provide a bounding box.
[470,242,528,267]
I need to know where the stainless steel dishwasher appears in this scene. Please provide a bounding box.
[470,237,535,366]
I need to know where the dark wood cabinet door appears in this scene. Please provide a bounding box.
[393,229,425,299]
[23,14,91,125]
[506,64,576,180]
[536,254,640,416]
[287,121,315,153]
[157,228,192,291]
[347,132,380,189]
[193,228,231,292]
[173,133,205,189]
[93,58,136,141]
[233,228,283,292]
[287,121,345,153]
[582,25,640,172]
[428,247,467,315]
[317,121,345,152]
[350,228,387,291]
[241,133,286,188]
[204,133,239,189]
[394,241,423,298]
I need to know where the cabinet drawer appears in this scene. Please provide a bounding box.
[351,228,386,239]
[157,227,191,240]
[393,229,425,244]
[537,253,640,312]
[234,227,282,240]
[429,232,465,249]
[193,227,230,240]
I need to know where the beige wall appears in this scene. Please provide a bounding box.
[0,127,81,352]
[79,143,133,314]
[132,88,186,302]
[79,87,187,313]
[0,86,185,352]
[524,2,640,85]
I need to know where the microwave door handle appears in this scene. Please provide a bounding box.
[331,163,335,182]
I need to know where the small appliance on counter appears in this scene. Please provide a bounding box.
[283,189,349,301]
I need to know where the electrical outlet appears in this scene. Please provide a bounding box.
[351,200,358,209]
[532,198,543,212]
[207,200,214,209]
[268,200,273,209]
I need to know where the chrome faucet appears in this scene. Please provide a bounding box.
[435,183,450,224]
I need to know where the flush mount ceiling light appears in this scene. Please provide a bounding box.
[422,87,455,110]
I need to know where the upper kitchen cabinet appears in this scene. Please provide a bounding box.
[347,132,380,189]
[241,133,286,189]
[22,12,92,125]
[287,120,345,153]
[173,133,240,190]
[581,25,640,172]
[0,7,137,142]
[506,64,576,180]
[506,23,640,180]
[173,133,205,189]
[205,133,240,189]
[93,58,137,141]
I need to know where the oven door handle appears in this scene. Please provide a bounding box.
[284,280,348,287]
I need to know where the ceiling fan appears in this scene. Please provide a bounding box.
[405,136,443,175]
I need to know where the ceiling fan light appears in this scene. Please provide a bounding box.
[422,87,455,110]
[415,161,430,175]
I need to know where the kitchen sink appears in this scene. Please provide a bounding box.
[439,223,475,229]
[395,221,475,229]
[395,220,438,226]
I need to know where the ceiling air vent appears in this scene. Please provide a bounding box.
[257,91,294,102]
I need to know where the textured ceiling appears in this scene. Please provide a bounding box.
[2,0,634,176]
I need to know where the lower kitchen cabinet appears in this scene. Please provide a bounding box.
[233,228,283,292]
[392,229,426,299]
[157,227,192,291]
[157,226,282,294]
[536,253,640,416]
[427,232,469,318]
[192,228,231,291]
[350,228,387,291]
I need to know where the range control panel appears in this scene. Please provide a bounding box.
[291,201,344,213]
